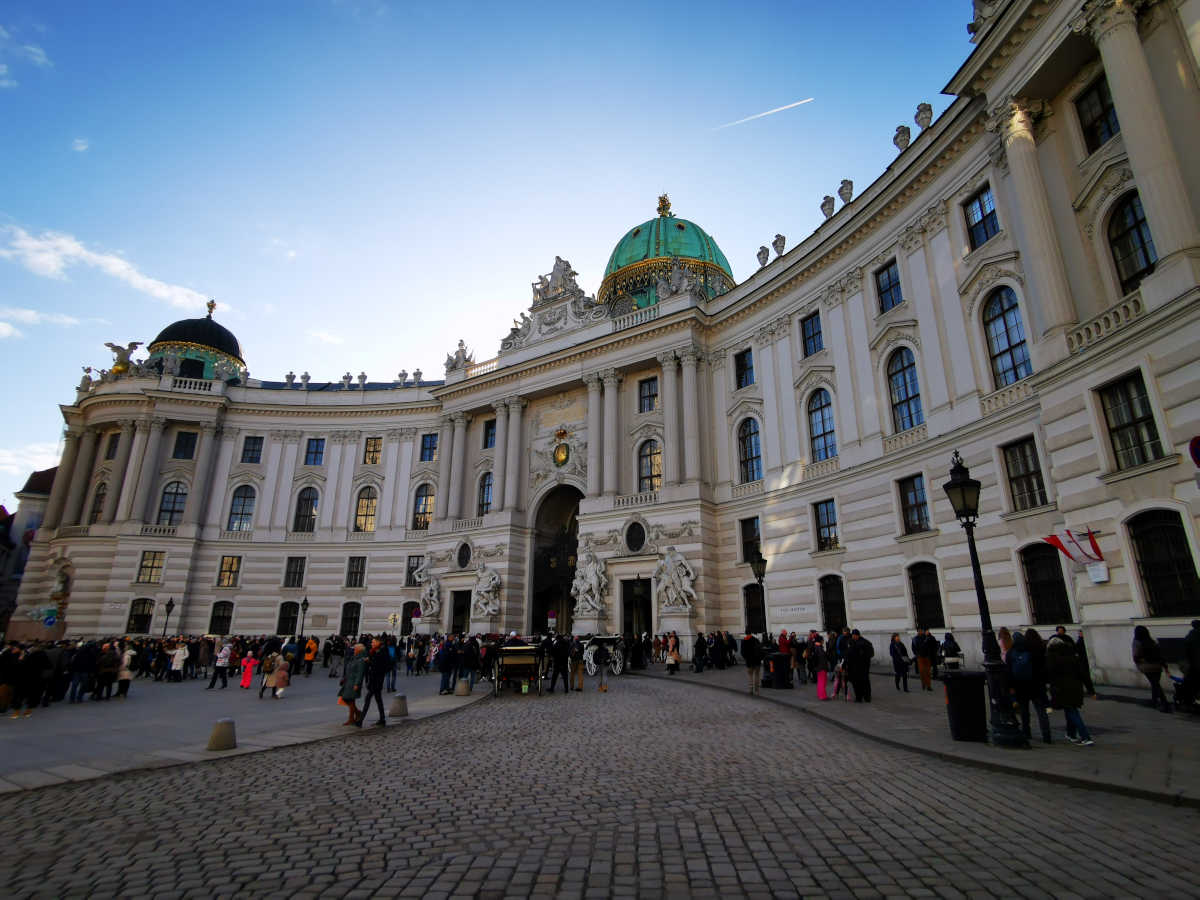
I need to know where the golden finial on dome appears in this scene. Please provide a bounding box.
[206,299,216,318]
[657,193,672,217]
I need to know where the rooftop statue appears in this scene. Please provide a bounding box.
[104,341,143,375]
[444,339,474,373]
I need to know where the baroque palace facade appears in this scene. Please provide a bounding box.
[12,0,1200,685]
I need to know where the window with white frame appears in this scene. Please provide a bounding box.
[1099,372,1164,471]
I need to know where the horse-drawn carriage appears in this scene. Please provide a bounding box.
[488,638,549,697]
[583,634,627,677]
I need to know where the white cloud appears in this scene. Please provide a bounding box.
[0,321,24,338]
[307,329,344,345]
[0,441,61,478]
[0,307,81,326]
[0,225,212,312]
[72,137,88,152]
[19,44,50,67]
[0,63,15,89]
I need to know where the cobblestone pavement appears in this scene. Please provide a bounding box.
[2,677,1198,899]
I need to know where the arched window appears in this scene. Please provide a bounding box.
[353,486,378,532]
[819,575,847,632]
[477,472,493,516]
[340,601,362,637]
[887,348,923,433]
[88,482,107,525]
[907,562,945,629]
[292,487,318,533]
[807,390,837,461]
[737,419,762,484]
[227,485,256,532]
[983,287,1032,388]
[157,481,188,526]
[126,598,154,634]
[1128,510,1200,618]
[411,484,434,531]
[277,601,299,636]
[209,600,234,636]
[1020,544,1072,625]
[743,584,765,634]
[638,440,662,493]
[1108,192,1157,295]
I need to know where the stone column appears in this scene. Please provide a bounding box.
[679,348,702,482]
[114,420,149,522]
[391,428,416,527]
[446,413,469,519]
[1074,1,1199,260]
[184,424,218,525]
[270,432,300,530]
[101,419,135,523]
[491,401,510,512]
[202,426,238,528]
[583,373,603,496]
[317,435,344,530]
[658,352,680,486]
[331,431,358,529]
[378,430,401,529]
[601,372,622,495]
[43,428,82,530]
[61,427,99,526]
[988,98,1076,335]
[133,417,167,524]
[504,398,526,510]
[752,329,781,471]
[435,416,454,520]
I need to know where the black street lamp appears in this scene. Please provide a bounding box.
[749,550,767,587]
[942,451,1026,748]
[299,595,309,639]
[162,597,175,638]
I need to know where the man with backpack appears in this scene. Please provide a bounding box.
[740,632,763,697]
[845,630,874,703]
[913,628,939,692]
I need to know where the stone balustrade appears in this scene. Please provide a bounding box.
[731,480,764,498]
[1066,292,1144,354]
[980,380,1035,416]
[802,456,841,481]
[615,491,658,508]
[453,516,484,531]
[611,305,660,332]
[882,423,928,455]
[140,524,177,537]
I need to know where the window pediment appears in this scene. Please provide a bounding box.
[958,254,1024,319]
[868,320,919,354]
[229,465,266,486]
[795,366,836,397]
[726,395,764,422]
[1076,162,1133,239]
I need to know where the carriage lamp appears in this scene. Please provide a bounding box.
[749,550,767,587]
[941,451,1025,748]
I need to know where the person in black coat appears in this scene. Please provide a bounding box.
[889,633,911,692]
[547,635,570,693]
[845,630,874,703]
[740,633,763,697]
[364,638,392,726]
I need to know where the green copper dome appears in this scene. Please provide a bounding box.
[599,195,735,312]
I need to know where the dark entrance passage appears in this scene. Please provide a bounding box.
[743,583,765,634]
[622,578,652,638]
[451,590,470,635]
[532,485,583,634]
[401,601,419,635]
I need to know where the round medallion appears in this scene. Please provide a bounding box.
[626,522,646,553]
[457,543,472,569]
[553,442,570,467]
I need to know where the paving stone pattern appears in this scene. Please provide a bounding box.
[2,677,1198,899]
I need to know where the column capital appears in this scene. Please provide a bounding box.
[707,348,728,369]
[582,372,603,391]
[148,415,167,430]
[387,427,417,441]
[1071,0,1142,44]
[505,396,528,411]
[492,398,510,415]
[655,351,677,368]
[219,425,239,442]
[678,346,702,367]
[985,96,1049,143]
[199,423,219,437]
[118,417,137,431]
[600,369,622,388]
[451,412,471,427]
[63,425,84,440]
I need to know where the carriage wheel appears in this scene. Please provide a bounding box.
[610,649,625,676]
[583,645,597,677]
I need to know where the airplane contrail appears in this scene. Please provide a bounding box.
[716,97,815,129]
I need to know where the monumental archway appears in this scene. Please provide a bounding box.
[531,484,583,634]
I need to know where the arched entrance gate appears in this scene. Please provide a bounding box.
[531,485,583,634]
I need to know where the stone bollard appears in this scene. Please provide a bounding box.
[206,718,237,751]
[389,694,408,718]
[454,678,471,697]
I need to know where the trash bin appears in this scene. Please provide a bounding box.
[943,670,987,742]
[767,653,792,689]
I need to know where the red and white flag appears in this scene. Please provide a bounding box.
[1044,528,1103,563]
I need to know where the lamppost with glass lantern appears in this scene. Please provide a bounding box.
[299,596,309,639]
[942,451,1026,748]
[161,597,175,638]
[750,550,767,635]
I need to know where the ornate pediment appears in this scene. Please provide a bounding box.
[499,256,605,355]
[725,395,764,422]
[868,319,919,353]
[958,251,1024,319]
[228,467,267,488]
[1076,160,1134,239]
[794,365,836,398]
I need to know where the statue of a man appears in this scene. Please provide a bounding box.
[472,562,502,617]
[570,549,607,616]
[653,546,697,610]
[420,574,442,618]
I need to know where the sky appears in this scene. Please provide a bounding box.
[0,0,974,509]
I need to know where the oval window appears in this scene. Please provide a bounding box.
[626,522,646,553]
[457,543,472,569]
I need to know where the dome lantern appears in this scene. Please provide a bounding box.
[146,299,246,381]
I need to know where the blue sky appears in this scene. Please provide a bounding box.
[0,0,972,508]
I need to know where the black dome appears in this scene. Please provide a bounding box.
[149,314,245,364]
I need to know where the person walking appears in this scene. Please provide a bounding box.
[548,634,569,694]
[1180,620,1200,709]
[1131,625,1172,713]
[239,650,257,689]
[810,636,830,700]
[304,637,318,677]
[740,631,763,697]
[913,628,937,691]
[845,629,874,703]
[68,641,96,704]
[207,641,230,689]
[339,644,367,725]
[1047,629,1094,745]
[259,649,280,698]
[364,638,390,726]
[116,641,135,700]
[95,643,119,700]
[569,635,585,692]
[693,633,707,674]
[889,633,911,692]
[665,633,681,675]
[594,641,611,692]
[273,657,290,698]
[1021,628,1053,744]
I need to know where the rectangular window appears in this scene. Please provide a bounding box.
[482,419,496,450]
[104,433,120,460]
[899,475,931,535]
[136,550,165,584]
[172,431,198,460]
[739,516,760,564]
[346,556,367,588]
[405,554,424,587]
[964,187,999,251]
[419,433,438,462]
[217,555,242,588]
[814,499,839,551]
[800,312,823,357]
[638,377,659,413]
[241,435,264,464]
[734,349,755,389]
[875,260,904,313]
[1099,372,1164,471]
[363,436,382,465]
[305,437,325,466]
[1003,438,1048,511]
[1077,76,1120,155]
[283,556,306,588]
